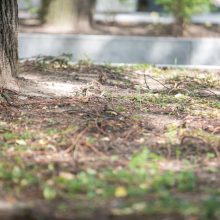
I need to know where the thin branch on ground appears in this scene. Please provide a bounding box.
[143,73,170,90]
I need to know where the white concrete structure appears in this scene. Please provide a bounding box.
[18,33,220,65]
[96,0,137,12]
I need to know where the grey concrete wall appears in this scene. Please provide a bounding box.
[18,33,220,65]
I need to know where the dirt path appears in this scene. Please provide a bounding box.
[19,22,220,38]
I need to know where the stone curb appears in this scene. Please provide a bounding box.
[19,33,220,65]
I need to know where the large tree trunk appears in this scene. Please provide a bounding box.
[76,0,96,30]
[41,0,95,32]
[0,0,18,90]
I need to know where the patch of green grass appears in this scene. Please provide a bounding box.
[55,149,197,198]
[3,132,17,141]
[0,162,38,186]
[202,195,220,220]
[166,74,220,90]
[132,64,154,71]
[20,130,33,140]
[45,148,216,218]
[130,92,188,105]
[126,90,220,117]
[162,125,220,158]
[102,63,130,74]
[35,54,73,70]
[0,139,219,219]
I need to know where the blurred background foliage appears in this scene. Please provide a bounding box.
[19,0,220,36]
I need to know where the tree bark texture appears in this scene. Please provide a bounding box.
[0,0,18,89]
[43,0,95,31]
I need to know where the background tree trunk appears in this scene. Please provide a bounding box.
[77,0,96,30]
[0,0,18,90]
[41,0,96,32]
[172,0,185,36]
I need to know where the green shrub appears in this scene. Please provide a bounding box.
[156,0,211,35]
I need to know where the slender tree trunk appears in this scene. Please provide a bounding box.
[0,0,18,90]
[39,0,51,24]
[172,0,185,36]
[173,16,184,36]
[41,0,95,32]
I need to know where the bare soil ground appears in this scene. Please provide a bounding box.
[19,22,220,38]
[0,60,220,220]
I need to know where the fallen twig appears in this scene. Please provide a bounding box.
[81,141,107,157]
[64,129,87,155]
[143,73,170,90]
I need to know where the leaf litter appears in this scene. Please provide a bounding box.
[0,59,220,220]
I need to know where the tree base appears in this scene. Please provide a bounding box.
[0,75,19,91]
